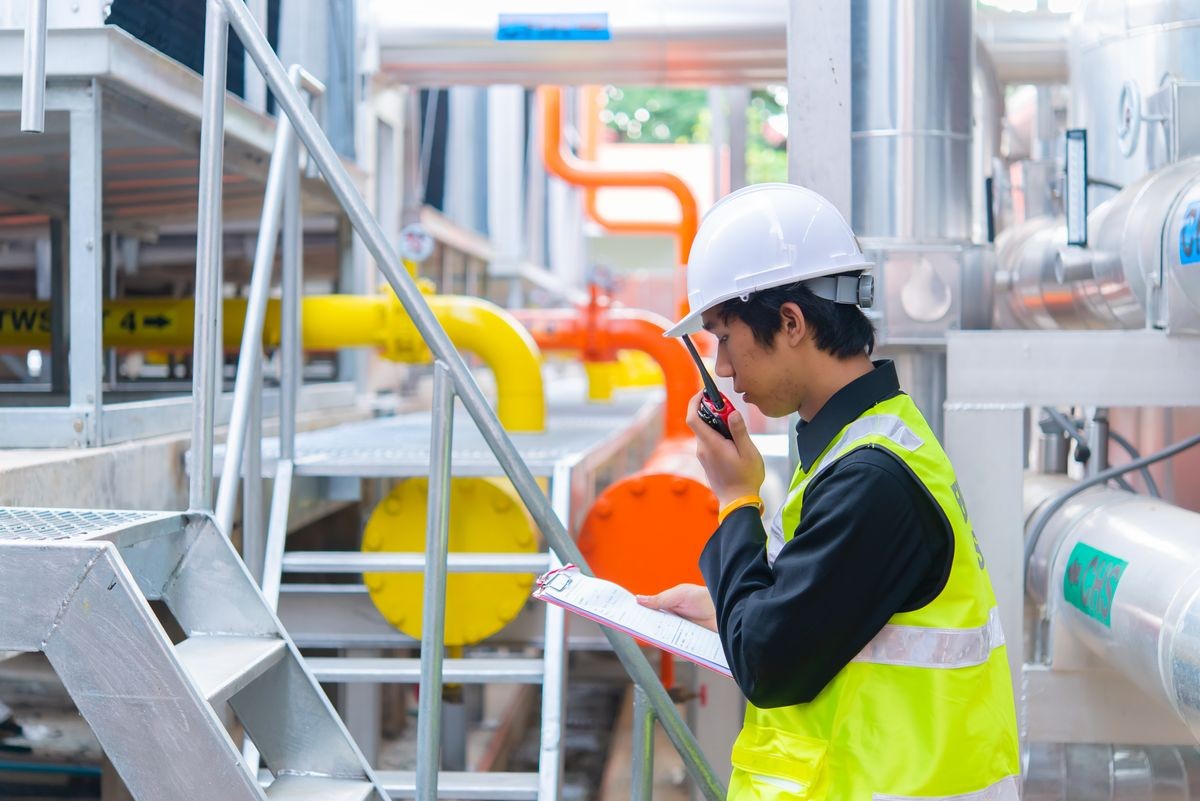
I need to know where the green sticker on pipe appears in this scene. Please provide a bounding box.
[1062,542,1127,627]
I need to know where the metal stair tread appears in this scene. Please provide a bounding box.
[282,551,552,574]
[378,770,539,800]
[264,775,375,801]
[307,656,544,684]
[174,634,287,705]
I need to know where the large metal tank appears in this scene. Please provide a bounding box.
[1071,1,1200,203]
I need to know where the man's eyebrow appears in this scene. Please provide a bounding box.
[702,321,716,332]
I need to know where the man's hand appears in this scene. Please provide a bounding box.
[636,583,718,632]
[686,391,765,507]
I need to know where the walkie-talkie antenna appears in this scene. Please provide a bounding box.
[682,335,726,411]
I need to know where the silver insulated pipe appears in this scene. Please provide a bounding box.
[1025,743,1200,801]
[1025,474,1200,740]
[851,0,973,243]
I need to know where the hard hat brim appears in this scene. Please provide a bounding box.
[663,310,704,338]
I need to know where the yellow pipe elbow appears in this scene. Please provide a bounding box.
[426,295,546,433]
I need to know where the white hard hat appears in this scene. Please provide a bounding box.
[665,183,874,337]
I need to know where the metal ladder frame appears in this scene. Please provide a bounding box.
[147,0,727,797]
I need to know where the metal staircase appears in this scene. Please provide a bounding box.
[0,508,387,801]
[223,395,661,799]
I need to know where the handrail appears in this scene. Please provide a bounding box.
[416,362,455,799]
[189,0,228,514]
[207,3,726,797]
[539,85,699,321]
[215,65,322,537]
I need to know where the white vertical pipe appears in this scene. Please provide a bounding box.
[20,0,47,133]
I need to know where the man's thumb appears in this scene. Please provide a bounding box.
[635,593,662,608]
[728,409,749,442]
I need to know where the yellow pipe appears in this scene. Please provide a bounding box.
[424,294,546,433]
[0,294,546,433]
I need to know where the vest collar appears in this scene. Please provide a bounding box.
[794,359,902,472]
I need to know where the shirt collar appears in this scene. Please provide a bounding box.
[794,360,902,472]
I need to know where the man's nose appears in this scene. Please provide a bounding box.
[714,349,733,379]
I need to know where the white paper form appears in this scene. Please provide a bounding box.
[533,565,732,677]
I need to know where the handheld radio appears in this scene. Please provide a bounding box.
[682,335,734,440]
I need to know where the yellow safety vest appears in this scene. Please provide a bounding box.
[728,393,1020,801]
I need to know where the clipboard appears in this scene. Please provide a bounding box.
[533,564,732,678]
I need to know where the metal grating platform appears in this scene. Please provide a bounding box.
[0,508,178,542]
[212,393,665,479]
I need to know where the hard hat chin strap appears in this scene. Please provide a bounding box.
[804,273,875,309]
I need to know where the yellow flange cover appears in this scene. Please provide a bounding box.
[362,477,539,646]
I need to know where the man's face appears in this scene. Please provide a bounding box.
[700,308,798,418]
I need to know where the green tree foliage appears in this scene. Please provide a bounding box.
[599,86,787,184]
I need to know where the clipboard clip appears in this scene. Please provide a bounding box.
[536,563,578,589]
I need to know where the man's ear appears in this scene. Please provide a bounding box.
[779,301,808,347]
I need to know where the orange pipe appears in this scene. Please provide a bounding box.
[579,86,688,242]
[539,86,699,321]
[512,305,699,439]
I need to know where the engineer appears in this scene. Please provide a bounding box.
[638,183,1020,801]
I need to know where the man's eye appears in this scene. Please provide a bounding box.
[719,336,729,345]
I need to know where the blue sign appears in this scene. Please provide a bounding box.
[497,13,611,41]
[1182,201,1200,265]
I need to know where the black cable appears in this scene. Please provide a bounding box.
[1042,406,1163,498]
[1108,429,1162,498]
[1088,176,1124,191]
[1024,432,1200,570]
[1042,407,1090,463]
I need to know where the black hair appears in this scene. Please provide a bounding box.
[717,280,875,359]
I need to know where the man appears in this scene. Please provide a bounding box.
[638,184,1020,800]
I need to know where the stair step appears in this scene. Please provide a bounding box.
[282,552,551,574]
[264,775,375,801]
[379,771,539,800]
[174,635,287,705]
[307,657,544,684]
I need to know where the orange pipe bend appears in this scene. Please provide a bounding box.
[578,86,689,247]
[539,86,699,321]
[512,306,700,439]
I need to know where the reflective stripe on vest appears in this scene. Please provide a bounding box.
[852,607,1006,669]
[767,414,925,567]
[873,774,1020,801]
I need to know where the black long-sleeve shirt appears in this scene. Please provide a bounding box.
[699,361,953,709]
